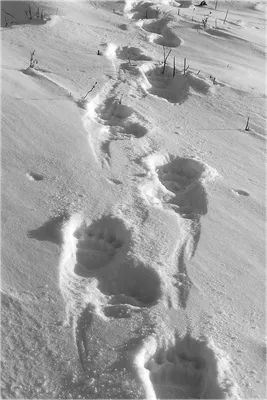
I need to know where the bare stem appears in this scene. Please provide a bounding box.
[82,82,98,100]
[2,8,15,19]
[245,117,250,131]
[223,9,228,23]
[162,46,172,74]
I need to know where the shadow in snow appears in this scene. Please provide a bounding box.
[27,212,69,245]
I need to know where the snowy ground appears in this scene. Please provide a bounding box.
[1,0,266,398]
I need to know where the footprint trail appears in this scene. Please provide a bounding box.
[55,2,239,398]
[83,43,152,167]
[140,152,218,309]
[59,213,162,388]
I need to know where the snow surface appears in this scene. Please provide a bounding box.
[1,0,266,398]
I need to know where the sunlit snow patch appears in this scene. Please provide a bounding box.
[104,42,118,72]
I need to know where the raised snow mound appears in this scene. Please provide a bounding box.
[247,1,266,12]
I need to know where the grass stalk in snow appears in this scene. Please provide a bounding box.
[82,81,98,100]
[245,117,250,131]
[29,50,38,68]
[25,4,32,20]
[162,46,172,75]
[183,57,189,75]
[202,12,212,29]
[224,10,229,24]
[2,8,16,20]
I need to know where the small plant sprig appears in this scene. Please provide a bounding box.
[202,16,208,28]
[29,50,38,68]
[82,82,98,100]
[210,75,216,84]
[245,117,250,131]
[202,12,212,29]
[145,6,148,19]
[25,4,32,20]
[2,8,17,26]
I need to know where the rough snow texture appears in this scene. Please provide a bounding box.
[1,0,266,399]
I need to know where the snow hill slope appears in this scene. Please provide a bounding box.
[1,0,266,398]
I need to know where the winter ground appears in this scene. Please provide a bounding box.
[1,0,266,398]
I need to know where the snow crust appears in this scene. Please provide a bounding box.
[1,0,266,398]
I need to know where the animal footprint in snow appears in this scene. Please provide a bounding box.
[157,158,208,217]
[145,336,209,399]
[142,65,211,104]
[232,189,249,196]
[96,96,133,122]
[96,95,149,139]
[26,171,44,181]
[116,46,152,61]
[142,15,182,48]
[140,153,217,219]
[147,352,206,397]
[74,216,129,274]
[143,333,235,399]
[130,2,160,20]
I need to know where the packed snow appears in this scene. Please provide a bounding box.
[1,0,266,399]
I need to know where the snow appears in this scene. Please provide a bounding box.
[1,0,266,399]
